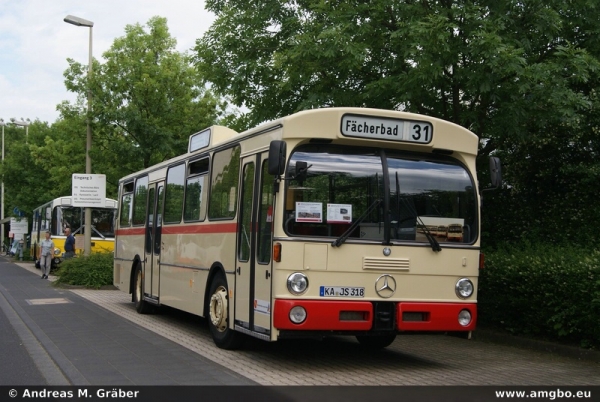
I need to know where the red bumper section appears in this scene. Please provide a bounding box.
[273,300,476,332]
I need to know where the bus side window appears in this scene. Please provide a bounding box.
[164,163,185,224]
[120,181,134,227]
[184,158,209,222]
[209,146,240,220]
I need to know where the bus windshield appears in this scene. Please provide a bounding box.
[285,145,477,244]
[54,206,116,239]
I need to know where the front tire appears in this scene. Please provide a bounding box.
[356,333,397,349]
[208,273,242,350]
[134,265,152,314]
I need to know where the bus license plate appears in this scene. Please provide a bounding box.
[320,286,365,298]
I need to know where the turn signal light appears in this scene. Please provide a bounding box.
[479,253,485,269]
[273,242,282,262]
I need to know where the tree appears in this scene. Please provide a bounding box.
[195,0,600,246]
[1,120,57,217]
[65,16,229,171]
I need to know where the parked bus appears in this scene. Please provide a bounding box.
[447,224,464,242]
[114,107,501,350]
[31,196,118,264]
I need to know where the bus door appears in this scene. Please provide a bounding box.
[144,181,164,300]
[235,152,274,338]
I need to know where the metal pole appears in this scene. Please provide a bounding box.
[83,24,93,256]
[0,119,4,253]
[64,15,94,256]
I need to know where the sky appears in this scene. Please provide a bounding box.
[0,0,217,125]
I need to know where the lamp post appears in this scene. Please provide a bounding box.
[64,14,94,256]
[1,118,30,253]
[10,118,30,143]
[0,119,5,252]
[8,118,30,254]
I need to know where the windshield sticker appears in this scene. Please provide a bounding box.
[296,202,323,222]
[327,203,352,224]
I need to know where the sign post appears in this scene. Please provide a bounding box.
[72,174,106,255]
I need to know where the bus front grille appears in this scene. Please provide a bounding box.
[363,257,410,271]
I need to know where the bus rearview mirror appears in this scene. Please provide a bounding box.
[489,157,502,189]
[268,140,287,176]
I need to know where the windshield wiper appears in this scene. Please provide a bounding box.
[331,199,382,247]
[91,225,106,239]
[417,217,441,252]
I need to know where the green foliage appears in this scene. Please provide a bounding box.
[1,120,59,215]
[479,244,600,349]
[64,16,231,171]
[0,16,233,236]
[53,252,114,289]
[196,0,600,249]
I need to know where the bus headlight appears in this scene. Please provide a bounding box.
[289,306,307,324]
[455,278,474,299]
[287,273,308,295]
[458,309,472,326]
[54,248,61,256]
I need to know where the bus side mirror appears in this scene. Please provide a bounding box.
[489,157,502,189]
[268,140,287,176]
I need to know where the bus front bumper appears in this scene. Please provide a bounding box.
[273,300,477,332]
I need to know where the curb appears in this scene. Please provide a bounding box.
[52,283,118,290]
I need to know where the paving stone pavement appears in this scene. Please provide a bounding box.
[4,258,599,386]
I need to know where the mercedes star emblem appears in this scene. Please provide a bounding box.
[375,274,396,298]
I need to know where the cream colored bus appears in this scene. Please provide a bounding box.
[113,108,501,349]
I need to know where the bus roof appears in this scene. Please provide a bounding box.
[34,196,118,210]
[118,107,479,182]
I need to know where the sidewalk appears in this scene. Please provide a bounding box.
[0,256,256,386]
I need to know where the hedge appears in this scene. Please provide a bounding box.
[478,244,600,349]
[52,251,114,289]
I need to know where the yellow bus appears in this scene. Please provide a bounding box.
[447,223,464,242]
[31,196,118,264]
[114,107,501,349]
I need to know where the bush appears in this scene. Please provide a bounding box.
[478,244,600,349]
[53,252,114,289]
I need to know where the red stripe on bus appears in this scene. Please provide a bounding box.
[274,300,373,331]
[116,223,237,236]
[162,223,237,234]
[115,228,145,235]
[273,300,477,332]
[397,302,477,331]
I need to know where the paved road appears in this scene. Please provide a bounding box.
[0,290,47,385]
[2,257,599,387]
[0,257,254,386]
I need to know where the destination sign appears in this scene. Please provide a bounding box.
[341,114,433,144]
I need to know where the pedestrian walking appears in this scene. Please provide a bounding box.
[40,230,54,279]
[64,227,75,259]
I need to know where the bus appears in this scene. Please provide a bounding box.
[113,107,501,350]
[447,224,464,242]
[31,196,118,264]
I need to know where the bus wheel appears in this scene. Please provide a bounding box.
[134,265,152,314]
[356,334,397,349]
[208,274,242,350]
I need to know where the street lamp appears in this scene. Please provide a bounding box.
[64,14,93,256]
[1,118,30,252]
[10,118,30,143]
